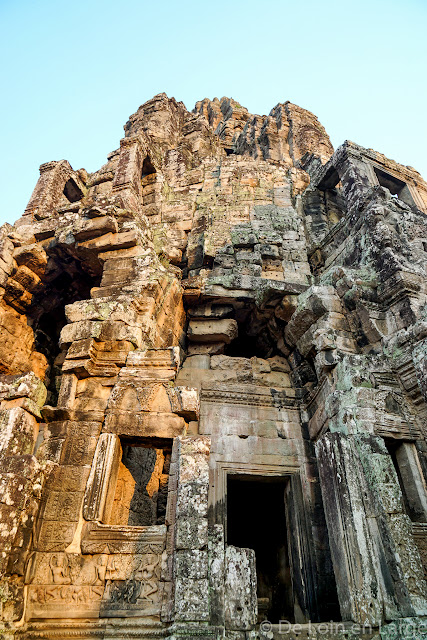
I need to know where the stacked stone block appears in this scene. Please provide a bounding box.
[0,93,425,640]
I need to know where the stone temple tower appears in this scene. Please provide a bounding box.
[0,93,426,640]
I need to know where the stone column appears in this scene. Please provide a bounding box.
[395,442,427,522]
[83,433,122,523]
[413,338,427,404]
[168,436,212,637]
[316,432,427,626]
[0,373,49,624]
[167,435,256,640]
[328,143,372,214]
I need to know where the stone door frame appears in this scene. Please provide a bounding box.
[209,460,319,622]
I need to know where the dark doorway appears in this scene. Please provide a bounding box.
[227,475,294,623]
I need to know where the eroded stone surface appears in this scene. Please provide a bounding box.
[0,93,427,639]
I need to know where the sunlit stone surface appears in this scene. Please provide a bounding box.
[0,93,426,639]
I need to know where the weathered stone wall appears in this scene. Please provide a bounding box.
[0,93,426,639]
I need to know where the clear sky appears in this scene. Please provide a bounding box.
[1,0,426,226]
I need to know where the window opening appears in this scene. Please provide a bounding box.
[373,167,416,208]
[141,155,156,178]
[324,188,345,226]
[384,438,427,522]
[63,178,83,203]
[141,155,157,208]
[223,305,281,359]
[317,166,339,191]
[110,438,172,526]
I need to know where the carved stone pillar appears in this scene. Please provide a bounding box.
[413,338,427,404]
[316,432,427,625]
[171,436,211,624]
[83,433,122,523]
[395,441,427,522]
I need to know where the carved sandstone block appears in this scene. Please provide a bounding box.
[83,433,122,523]
[187,319,238,344]
[224,546,257,631]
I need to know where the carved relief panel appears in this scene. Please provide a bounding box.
[25,542,166,620]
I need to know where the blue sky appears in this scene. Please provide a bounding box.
[1,0,426,225]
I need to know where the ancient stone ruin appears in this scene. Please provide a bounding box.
[0,93,426,639]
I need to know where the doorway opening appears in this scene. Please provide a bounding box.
[227,475,294,623]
